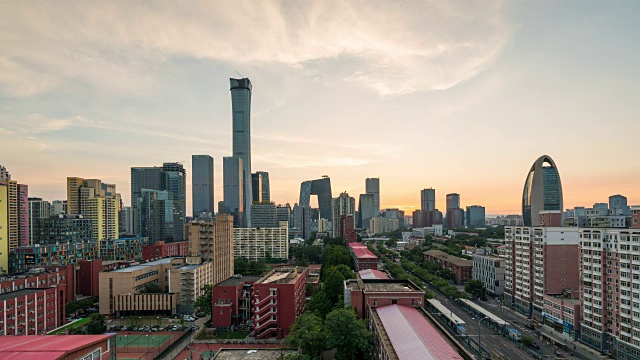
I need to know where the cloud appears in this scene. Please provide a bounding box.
[0,1,512,97]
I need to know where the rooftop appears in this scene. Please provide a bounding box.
[346,279,422,293]
[0,288,49,302]
[373,305,462,360]
[214,349,296,359]
[110,257,175,273]
[0,335,112,359]
[424,250,473,267]
[216,275,261,287]
[358,269,389,280]
[256,266,307,285]
[351,246,378,260]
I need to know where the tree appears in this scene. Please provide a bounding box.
[139,283,163,294]
[87,313,106,334]
[521,335,533,346]
[306,288,334,319]
[323,267,350,305]
[284,312,326,359]
[385,238,396,247]
[324,308,373,360]
[464,279,486,298]
[195,284,212,315]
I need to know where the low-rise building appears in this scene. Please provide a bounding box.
[424,250,473,285]
[472,254,505,295]
[211,275,260,328]
[542,293,580,339]
[100,236,147,261]
[357,269,389,280]
[252,266,307,339]
[0,265,74,307]
[142,241,189,261]
[344,278,425,319]
[0,334,115,359]
[99,257,188,316]
[368,304,467,360]
[0,287,62,335]
[233,221,289,261]
[168,259,213,314]
[348,242,378,271]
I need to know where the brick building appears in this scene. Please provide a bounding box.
[344,278,425,319]
[252,266,307,339]
[0,265,74,309]
[348,242,378,271]
[424,250,473,285]
[340,214,357,243]
[0,334,115,359]
[211,275,260,328]
[142,241,188,261]
[0,287,61,335]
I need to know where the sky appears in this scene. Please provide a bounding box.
[1,1,639,216]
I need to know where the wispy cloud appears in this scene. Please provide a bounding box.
[0,1,511,97]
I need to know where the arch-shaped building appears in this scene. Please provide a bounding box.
[299,177,333,220]
[522,155,563,226]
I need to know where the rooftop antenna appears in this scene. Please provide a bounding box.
[236,71,243,78]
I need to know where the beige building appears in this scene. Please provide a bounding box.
[233,221,289,261]
[99,257,186,316]
[186,215,234,285]
[168,260,213,313]
[67,177,119,249]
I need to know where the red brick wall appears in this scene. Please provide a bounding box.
[543,244,579,295]
[78,260,102,296]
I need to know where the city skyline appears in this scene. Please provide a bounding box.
[1,2,639,215]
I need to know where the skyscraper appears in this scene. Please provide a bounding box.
[251,172,263,203]
[254,171,270,203]
[420,188,435,212]
[522,155,563,226]
[223,156,244,227]
[231,78,253,227]
[332,192,355,238]
[358,193,375,229]
[192,155,215,216]
[466,205,486,228]
[446,193,460,211]
[365,178,380,216]
[299,176,333,220]
[28,197,52,245]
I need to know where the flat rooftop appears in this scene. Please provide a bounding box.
[0,288,48,302]
[256,266,306,285]
[347,279,422,292]
[111,257,175,273]
[424,250,473,267]
[216,276,261,287]
[214,349,296,360]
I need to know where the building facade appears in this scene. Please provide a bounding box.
[233,221,289,261]
[142,241,189,261]
[472,254,505,295]
[28,197,51,245]
[420,188,435,212]
[192,154,215,216]
[35,214,92,245]
[186,215,234,286]
[168,260,213,313]
[365,177,380,215]
[344,278,425,319]
[522,155,564,226]
[466,205,486,228]
[230,78,253,227]
[299,177,333,221]
[348,242,378,271]
[223,156,244,227]
[12,241,98,272]
[331,192,355,238]
[250,202,277,228]
[0,287,61,335]
[424,250,473,285]
[358,193,375,229]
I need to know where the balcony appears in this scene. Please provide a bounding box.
[253,294,276,308]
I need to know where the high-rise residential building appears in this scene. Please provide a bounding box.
[137,189,173,244]
[256,171,270,202]
[231,78,253,227]
[299,176,333,221]
[466,205,486,228]
[0,178,17,273]
[192,155,214,216]
[420,188,435,212]
[0,165,9,181]
[185,215,234,286]
[250,203,277,228]
[578,228,640,357]
[446,193,460,211]
[17,184,29,247]
[382,208,405,229]
[503,226,579,319]
[608,194,630,216]
[119,206,137,237]
[358,193,375,229]
[365,178,380,215]
[332,192,355,238]
[86,196,119,243]
[66,177,84,215]
[233,221,289,260]
[131,163,186,241]
[51,200,66,215]
[522,155,563,226]
[28,197,51,245]
[35,214,93,244]
[223,156,244,227]
[251,172,263,203]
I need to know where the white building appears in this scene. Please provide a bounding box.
[412,225,443,237]
[233,221,289,261]
[472,254,505,295]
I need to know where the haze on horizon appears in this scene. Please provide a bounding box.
[1,1,638,216]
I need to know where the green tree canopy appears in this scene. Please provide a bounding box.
[323,245,353,270]
[322,266,350,305]
[284,312,326,359]
[324,308,373,360]
[306,288,334,320]
[521,335,533,346]
[87,313,106,334]
[464,279,486,298]
[195,284,212,315]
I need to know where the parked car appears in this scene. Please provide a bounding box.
[531,342,540,349]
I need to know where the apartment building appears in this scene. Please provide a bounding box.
[211,275,261,328]
[472,254,505,295]
[348,242,378,271]
[424,250,473,285]
[579,228,640,359]
[503,226,580,320]
[252,266,307,339]
[0,287,61,335]
[186,215,234,286]
[12,241,98,272]
[168,260,213,314]
[233,221,289,261]
[142,241,188,261]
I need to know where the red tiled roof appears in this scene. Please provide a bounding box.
[376,305,462,360]
[352,247,377,259]
[358,269,388,280]
[0,335,111,359]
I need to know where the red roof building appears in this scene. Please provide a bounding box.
[348,242,378,271]
[344,279,425,319]
[369,304,466,360]
[357,269,389,280]
[0,334,114,360]
[142,241,188,261]
[212,275,260,328]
